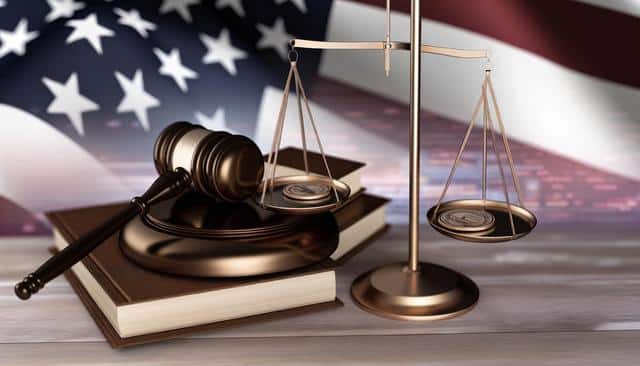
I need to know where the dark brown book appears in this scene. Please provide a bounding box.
[48,193,389,348]
[265,147,365,195]
[56,255,343,348]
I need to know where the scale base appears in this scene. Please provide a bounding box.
[351,262,479,321]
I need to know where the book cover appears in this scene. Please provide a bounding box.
[47,193,388,347]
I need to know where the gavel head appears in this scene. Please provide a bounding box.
[154,122,264,202]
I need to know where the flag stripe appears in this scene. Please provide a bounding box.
[352,0,640,89]
[321,0,640,181]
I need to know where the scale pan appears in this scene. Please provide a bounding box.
[258,175,350,215]
[427,199,536,243]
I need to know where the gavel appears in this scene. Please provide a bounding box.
[15,122,264,300]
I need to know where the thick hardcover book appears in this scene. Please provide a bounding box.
[55,256,343,348]
[48,193,389,348]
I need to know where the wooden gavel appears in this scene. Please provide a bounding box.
[15,122,264,300]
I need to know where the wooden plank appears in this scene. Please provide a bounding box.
[1,331,639,365]
[2,226,640,344]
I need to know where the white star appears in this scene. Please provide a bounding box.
[114,7,157,38]
[0,0,6,8]
[153,47,198,92]
[66,13,115,54]
[0,19,39,59]
[275,0,307,13]
[114,70,160,131]
[45,0,85,23]
[200,29,247,76]
[159,0,200,23]
[42,73,99,136]
[256,18,293,60]
[195,108,230,132]
[215,0,245,17]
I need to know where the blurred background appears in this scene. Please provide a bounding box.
[1,0,639,235]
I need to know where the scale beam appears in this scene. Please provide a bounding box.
[290,39,488,59]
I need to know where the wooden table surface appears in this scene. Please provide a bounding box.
[2,224,639,365]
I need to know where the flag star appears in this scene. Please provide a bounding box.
[200,29,247,76]
[0,19,39,59]
[153,47,198,92]
[66,13,115,54]
[42,73,99,136]
[256,18,294,60]
[114,7,157,38]
[215,0,245,17]
[159,0,200,23]
[114,70,160,131]
[0,0,6,8]
[275,0,307,13]
[195,108,229,132]
[45,0,85,23]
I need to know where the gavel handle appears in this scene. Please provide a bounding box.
[15,168,191,300]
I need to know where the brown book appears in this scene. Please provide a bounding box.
[265,147,365,195]
[48,193,389,348]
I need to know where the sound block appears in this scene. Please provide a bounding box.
[120,191,339,277]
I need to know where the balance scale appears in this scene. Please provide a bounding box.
[259,0,538,320]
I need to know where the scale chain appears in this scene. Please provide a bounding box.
[482,72,488,204]
[487,73,525,207]
[384,0,391,76]
[261,65,294,205]
[432,76,487,221]
[486,92,517,236]
[294,62,310,174]
[291,64,341,203]
[270,68,294,191]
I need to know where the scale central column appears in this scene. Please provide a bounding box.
[408,0,422,272]
[350,0,479,321]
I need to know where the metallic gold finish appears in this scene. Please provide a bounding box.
[487,74,525,206]
[258,175,350,215]
[351,262,479,321]
[408,0,421,272]
[422,45,487,59]
[482,73,488,203]
[291,39,404,50]
[259,58,350,214]
[485,86,517,235]
[427,199,537,243]
[290,0,533,322]
[430,71,536,240]
[283,182,332,202]
[349,0,482,322]
[384,0,392,76]
[437,208,495,234]
[431,79,486,221]
[294,65,310,174]
[290,39,487,59]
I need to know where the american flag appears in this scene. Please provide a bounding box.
[0,0,328,156]
[1,0,640,235]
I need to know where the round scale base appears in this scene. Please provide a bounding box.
[351,262,479,321]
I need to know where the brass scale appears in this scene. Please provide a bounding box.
[21,0,537,319]
[253,0,537,320]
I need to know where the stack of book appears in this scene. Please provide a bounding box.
[49,148,389,347]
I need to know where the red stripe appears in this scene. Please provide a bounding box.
[353,0,640,89]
